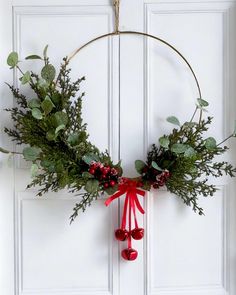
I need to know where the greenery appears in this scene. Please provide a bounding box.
[3,47,122,222]
[135,100,236,215]
[1,47,235,220]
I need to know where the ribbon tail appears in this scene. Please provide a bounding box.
[121,193,129,230]
[129,192,139,228]
[104,189,125,206]
[133,193,145,214]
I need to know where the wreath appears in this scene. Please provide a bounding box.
[1,44,236,261]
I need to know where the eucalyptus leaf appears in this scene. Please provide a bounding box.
[30,163,39,177]
[37,79,49,90]
[46,130,56,141]
[32,108,43,120]
[135,160,146,174]
[171,143,188,154]
[167,116,180,126]
[55,124,65,134]
[23,146,41,161]
[151,161,163,171]
[7,52,18,67]
[20,71,31,85]
[197,98,209,107]
[85,179,99,193]
[183,122,196,128]
[53,111,68,127]
[82,172,94,179]
[0,147,10,154]
[184,147,197,158]
[82,153,100,165]
[51,93,61,105]
[27,98,41,109]
[43,45,49,60]
[41,64,56,82]
[105,185,119,195]
[205,137,217,150]
[41,96,55,115]
[68,133,80,146]
[40,160,55,172]
[25,55,42,60]
[159,136,170,148]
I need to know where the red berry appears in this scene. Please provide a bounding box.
[105,166,111,173]
[110,180,116,187]
[153,183,159,189]
[111,168,118,176]
[89,168,95,175]
[142,167,148,174]
[103,182,109,189]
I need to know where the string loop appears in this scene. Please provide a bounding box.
[113,0,120,33]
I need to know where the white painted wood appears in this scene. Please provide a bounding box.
[0,1,236,295]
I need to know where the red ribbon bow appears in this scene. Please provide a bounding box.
[105,178,146,250]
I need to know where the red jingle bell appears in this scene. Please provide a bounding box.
[115,229,129,241]
[121,248,138,261]
[131,228,144,240]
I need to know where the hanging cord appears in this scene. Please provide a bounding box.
[113,0,120,33]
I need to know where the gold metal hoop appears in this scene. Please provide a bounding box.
[67,31,202,99]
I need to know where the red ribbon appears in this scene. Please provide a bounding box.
[105,178,145,235]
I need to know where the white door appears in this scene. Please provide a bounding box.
[0,0,236,294]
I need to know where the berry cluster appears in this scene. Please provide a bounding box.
[152,170,170,189]
[141,166,170,189]
[89,162,119,189]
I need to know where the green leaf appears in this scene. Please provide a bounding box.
[41,96,55,115]
[7,52,18,67]
[171,143,188,154]
[205,137,217,150]
[40,160,55,172]
[41,64,56,82]
[82,172,94,179]
[105,185,118,195]
[68,133,80,146]
[85,179,99,193]
[159,136,170,148]
[46,130,56,141]
[37,79,49,90]
[27,98,41,109]
[51,93,61,105]
[0,147,10,154]
[23,146,41,161]
[184,147,197,158]
[167,116,181,126]
[30,163,39,177]
[20,71,31,85]
[55,124,65,134]
[43,45,49,60]
[197,98,209,107]
[151,161,162,171]
[25,55,42,60]
[53,111,68,127]
[183,122,196,128]
[82,153,100,165]
[135,160,146,174]
[32,108,43,120]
